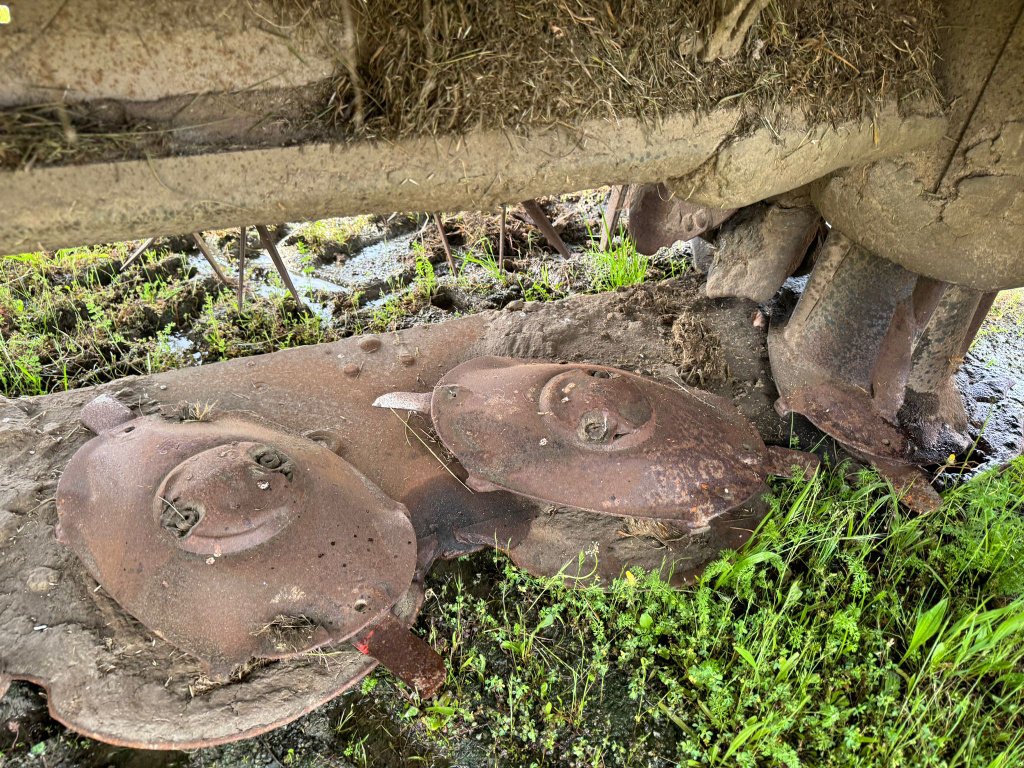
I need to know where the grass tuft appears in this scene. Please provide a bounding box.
[392,460,1024,766]
[587,237,649,292]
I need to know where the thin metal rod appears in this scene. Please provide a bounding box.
[256,224,310,314]
[432,212,456,273]
[237,225,246,310]
[520,199,571,259]
[119,237,157,271]
[498,204,507,272]
[191,232,232,286]
[599,185,629,252]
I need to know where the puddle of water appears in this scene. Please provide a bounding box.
[187,249,345,323]
[187,222,419,322]
[315,232,417,289]
[165,332,202,363]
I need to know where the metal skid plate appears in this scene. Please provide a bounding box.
[430,357,769,529]
[56,415,418,671]
[507,504,767,587]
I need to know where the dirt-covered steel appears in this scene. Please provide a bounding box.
[56,414,418,671]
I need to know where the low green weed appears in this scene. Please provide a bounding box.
[407,460,1024,767]
[461,240,507,284]
[413,243,438,298]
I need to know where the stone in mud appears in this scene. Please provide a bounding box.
[0,509,19,544]
[705,202,821,303]
[25,567,58,594]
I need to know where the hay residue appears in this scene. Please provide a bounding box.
[255,614,320,654]
[1,0,941,169]
[336,0,941,138]
[672,311,729,387]
[0,103,171,170]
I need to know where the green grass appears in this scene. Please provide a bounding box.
[389,460,1024,767]
[587,236,649,292]
[294,216,371,252]
[413,242,438,298]
[975,289,1024,345]
[0,244,335,398]
[461,240,507,284]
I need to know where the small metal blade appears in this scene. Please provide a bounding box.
[351,614,446,698]
[372,391,432,413]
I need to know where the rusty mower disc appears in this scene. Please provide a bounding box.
[56,414,417,672]
[428,357,771,529]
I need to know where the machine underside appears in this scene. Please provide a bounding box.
[1,0,1023,749]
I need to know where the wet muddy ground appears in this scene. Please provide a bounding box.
[1,190,1023,767]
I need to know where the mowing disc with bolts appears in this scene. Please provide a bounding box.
[425,357,770,529]
[56,414,417,672]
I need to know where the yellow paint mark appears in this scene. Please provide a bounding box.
[0,6,11,24]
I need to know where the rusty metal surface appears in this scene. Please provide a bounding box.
[627,183,737,255]
[56,414,417,671]
[767,231,925,464]
[763,445,821,477]
[520,199,572,259]
[429,357,769,528]
[853,453,944,515]
[78,394,133,434]
[3,287,805,748]
[767,228,997,473]
[352,614,447,698]
[775,385,913,462]
[778,231,918,391]
[507,504,767,587]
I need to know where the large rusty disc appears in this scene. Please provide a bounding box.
[56,414,417,671]
[430,357,768,528]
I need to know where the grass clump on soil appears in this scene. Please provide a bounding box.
[376,461,1024,767]
[294,216,373,253]
[0,244,190,397]
[0,245,334,398]
[587,236,650,292]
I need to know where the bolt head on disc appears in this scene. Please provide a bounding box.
[56,415,417,670]
[430,357,768,527]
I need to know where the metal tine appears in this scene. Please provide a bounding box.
[432,212,457,273]
[237,225,246,310]
[190,232,233,287]
[599,185,630,252]
[255,224,311,315]
[119,236,157,272]
[520,199,571,259]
